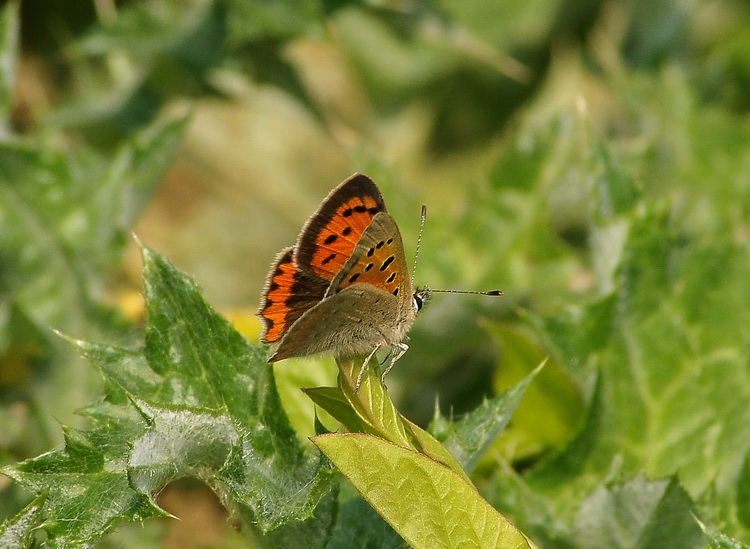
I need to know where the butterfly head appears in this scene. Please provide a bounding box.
[413,286,431,313]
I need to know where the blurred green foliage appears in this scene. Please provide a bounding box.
[2,0,750,547]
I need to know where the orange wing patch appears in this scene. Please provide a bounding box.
[335,235,403,297]
[258,248,327,343]
[307,195,383,279]
[296,174,387,281]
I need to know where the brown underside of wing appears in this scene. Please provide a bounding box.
[269,284,404,361]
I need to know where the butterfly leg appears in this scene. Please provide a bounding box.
[355,344,382,391]
[379,343,408,385]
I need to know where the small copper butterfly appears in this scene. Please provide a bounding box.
[258,173,501,389]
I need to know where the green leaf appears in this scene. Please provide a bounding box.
[0,303,51,393]
[488,325,584,460]
[304,386,369,433]
[588,125,640,220]
[65,0,324,136]
[310,358,538,546]
[701,524,750,549]
[131,247,335,530]
[529,293,618,382]
[0,116,185,332]
[76,1,214,58]
[431,362,542,473]
[523,372,604,493]
[0,493,46,549]
[510,184,750,541]
[127,401,238,494]
[335,355,415,447]
[571,476,703,549]
[111,116,189,227]
[223,0,324,44]
[334,355,470,483]
[6,423,165,546]
[328,496,406,549]
[314,433,538,549]
[3,247,336,545]
[260,489,339,549]
[0,115,187,452]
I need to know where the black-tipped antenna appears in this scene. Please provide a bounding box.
[412,204,503,297]
[430,288,504,296]
[411,204,428,288]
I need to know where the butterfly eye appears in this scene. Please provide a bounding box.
[412,287,430,313]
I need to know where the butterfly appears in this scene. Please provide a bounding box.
[258,173,501,389]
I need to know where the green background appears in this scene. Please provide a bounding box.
[1,0,750,547]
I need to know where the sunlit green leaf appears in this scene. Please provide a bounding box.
[314,433,537,549]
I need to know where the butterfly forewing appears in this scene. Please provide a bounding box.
[295,174,387,281]
[329,213,414,316]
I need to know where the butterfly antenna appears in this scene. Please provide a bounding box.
[411,204,428,288]
[412,204,502,296]
[430,288,504,296]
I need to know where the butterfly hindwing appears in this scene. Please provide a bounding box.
[258,247,328,343]
[269,284,401,362]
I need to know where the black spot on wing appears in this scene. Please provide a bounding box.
[380,256,395,271]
